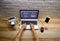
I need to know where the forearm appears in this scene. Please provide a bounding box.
[15,28,24,41]
[32,29,39,41]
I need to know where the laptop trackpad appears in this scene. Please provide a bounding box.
[26,25,30,29]
[26,25,38,29]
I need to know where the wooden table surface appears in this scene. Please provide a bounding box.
[0,18,60,41]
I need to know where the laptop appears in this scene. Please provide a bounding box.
[19,10,39,29]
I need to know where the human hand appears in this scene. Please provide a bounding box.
[30,23,34,30]
[21,23,26,30]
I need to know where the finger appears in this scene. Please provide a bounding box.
[30,23,32,25]
[30,23,34,26]
[22,23,26,25]
[30,23,34,28]
[24,22,26,24]
[21,23,26,30]
[30,23,33,25]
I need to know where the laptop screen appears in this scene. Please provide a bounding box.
[20,10,39,19]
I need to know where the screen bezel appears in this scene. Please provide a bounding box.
[20,10,39,19]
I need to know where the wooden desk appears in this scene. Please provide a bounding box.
[0,18,60,41]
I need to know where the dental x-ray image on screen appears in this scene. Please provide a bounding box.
[20,10,39,29]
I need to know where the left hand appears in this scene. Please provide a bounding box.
[21,23,26,30]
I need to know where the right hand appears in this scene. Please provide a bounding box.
[30,23,34,30]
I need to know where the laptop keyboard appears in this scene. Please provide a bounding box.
[21,21,37,25]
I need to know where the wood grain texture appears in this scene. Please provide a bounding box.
[0,0,60,18]
[0,18,60,41]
